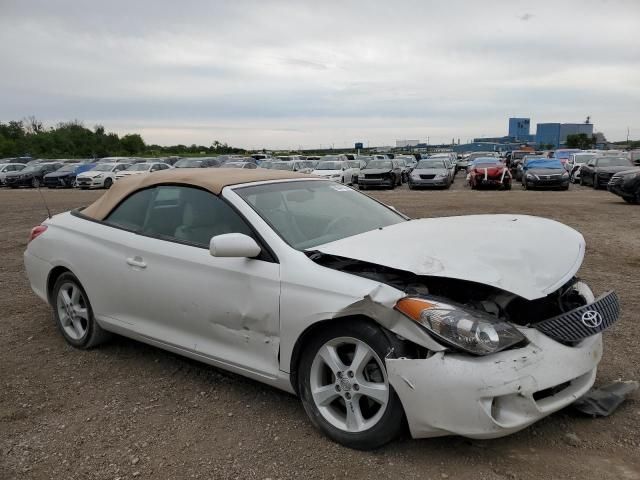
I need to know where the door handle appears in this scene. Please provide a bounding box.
[126,257,147,269]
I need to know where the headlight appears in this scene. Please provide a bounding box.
[526,173,535,179]
[434,174,444,179]
[94,174,103,178]
[396,297,526,355]
[562,171,569,178]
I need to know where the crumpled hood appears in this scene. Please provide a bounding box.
[313,215,585,300]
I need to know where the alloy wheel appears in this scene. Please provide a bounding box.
[56,282,89,340]
[309,337,389,433]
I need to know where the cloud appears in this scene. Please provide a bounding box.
[0,0,639,148]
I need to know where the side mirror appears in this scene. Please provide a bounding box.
[210,233,261,258]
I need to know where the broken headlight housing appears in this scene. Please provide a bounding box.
[396,297,526,355]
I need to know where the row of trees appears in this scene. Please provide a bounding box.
[0,118,246,158]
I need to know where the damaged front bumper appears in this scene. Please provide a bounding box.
[387,328,602,439]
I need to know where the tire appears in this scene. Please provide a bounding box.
[408,184,415,190]
[359,184,367,190]
[504,182,512,191]
[297,320,405,450]
[51,272,110,349]
[31,177,41,188]
[580,175,586,186]
[103,178,113,189]
[593,175,600,189]
[340,177,344,184]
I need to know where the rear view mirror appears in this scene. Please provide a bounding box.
[210,233,261,258]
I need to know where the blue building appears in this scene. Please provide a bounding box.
[508,118,531,140]
[535,123,594,148]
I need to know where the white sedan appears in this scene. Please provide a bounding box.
[24,169,619,449]
[312,160,365,185]
[75,162,131,189]
[115,161,171,180]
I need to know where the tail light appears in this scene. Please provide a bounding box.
[28,225,48,243]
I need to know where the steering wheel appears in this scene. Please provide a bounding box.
[322,216,353,236]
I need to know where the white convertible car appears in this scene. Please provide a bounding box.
[24,169,619,449]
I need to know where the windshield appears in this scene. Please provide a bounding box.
[57,164,79,172]
[315,161,344,170]
[22,165,42,173]
[573,154,594,163]
[346,161,361,168]
[127,163,151,171]
[416,159,445,169]
[472,158,501,166]
[597,157,631,167]
[271,162,293,171]
[236,180,405,250]
[296,161,315,169]
[365,160,392,169]
[175,159,203,167]
[523,157,547,165]
[93,164,116,172]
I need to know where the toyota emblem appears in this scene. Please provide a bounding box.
[581,310,603,328]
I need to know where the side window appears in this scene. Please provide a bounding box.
[159,163,169,170]
[104,188,154,231]
[142,186,254,247]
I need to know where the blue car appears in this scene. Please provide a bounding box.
[43,162,97,188]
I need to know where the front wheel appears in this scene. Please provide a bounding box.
[31,178,41,188]
[52,272,110,349]
[103,178,113,189]
[297,320,405,450]
[593,175,600,189]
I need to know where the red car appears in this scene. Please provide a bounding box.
[468,158,512,190]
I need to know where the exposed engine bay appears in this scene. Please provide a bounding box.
[308,251,594,327]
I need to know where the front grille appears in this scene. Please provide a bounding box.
[77,178,92,185]
[598,173,614,183]
[534,291,620,342]
[608,176,623,186]
[44,178,58,186]
[420,174,436,180]
[364,174,384,179]
[538,174,562,180]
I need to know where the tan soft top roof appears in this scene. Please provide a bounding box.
[81,168,313,220]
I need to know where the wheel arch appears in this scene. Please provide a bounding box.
[288,314,409,395]
[46,265,72,305]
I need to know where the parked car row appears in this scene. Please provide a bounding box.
[2,151,638,202]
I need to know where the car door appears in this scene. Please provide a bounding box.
[119,185,281,377]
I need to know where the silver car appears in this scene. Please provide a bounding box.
[408,158,452,189]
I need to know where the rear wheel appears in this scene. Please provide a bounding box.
[298,320,405,450]
[52,272,110,349]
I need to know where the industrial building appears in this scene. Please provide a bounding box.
[535,123,594,148]
[508,118,532,141]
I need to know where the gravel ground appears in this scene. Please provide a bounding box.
[1,174,639,480]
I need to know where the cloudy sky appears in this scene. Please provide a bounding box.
[1,0,639,149]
